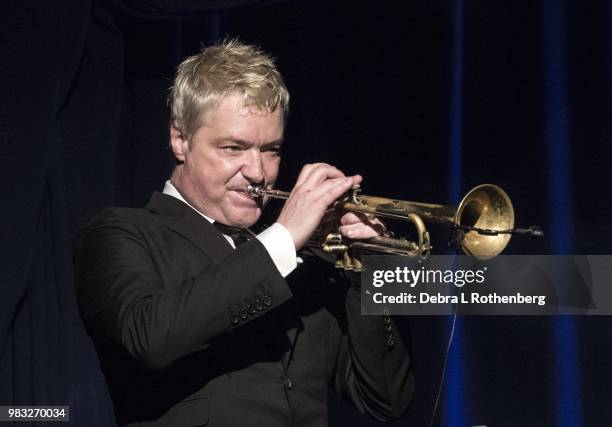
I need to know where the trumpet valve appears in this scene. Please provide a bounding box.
[322,233,348,254]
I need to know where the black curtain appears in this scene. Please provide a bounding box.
[1,1,610,426]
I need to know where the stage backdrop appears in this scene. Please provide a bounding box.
[1,0,610,426]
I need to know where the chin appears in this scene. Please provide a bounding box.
[226,208,261,228]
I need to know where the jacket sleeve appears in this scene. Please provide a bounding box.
[74,211,293,371]
[332,285,415,421]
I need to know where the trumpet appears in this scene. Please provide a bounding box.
[247,183,527,269]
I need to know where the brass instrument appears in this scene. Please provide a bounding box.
[247,184,516,269]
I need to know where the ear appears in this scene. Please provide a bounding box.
[170,125,189,162]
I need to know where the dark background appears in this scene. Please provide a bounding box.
[0,0,610,425]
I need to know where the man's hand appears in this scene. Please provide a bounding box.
[277,163,361,250]
[338,212,390,240]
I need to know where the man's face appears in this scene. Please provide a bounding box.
[171,93,284,227]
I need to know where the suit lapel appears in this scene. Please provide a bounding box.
[145,192,234,263]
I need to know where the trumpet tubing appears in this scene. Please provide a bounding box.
[246,183,515,261]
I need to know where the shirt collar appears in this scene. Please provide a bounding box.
[162,180,215,224]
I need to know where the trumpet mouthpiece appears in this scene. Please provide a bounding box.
[246,185,264,199]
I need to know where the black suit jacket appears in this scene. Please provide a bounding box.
[74,192,414,426]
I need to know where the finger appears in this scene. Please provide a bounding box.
[293,163,320,188]
[339,213,389,235]
[339,222,385,239]
[340,211,373,225]
[362,216,390,236]
[287,177,352,220]
[310,176,355,208]
[296,163,346,190]
[294,163,342,188]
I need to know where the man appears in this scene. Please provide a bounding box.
[74,40,414,426]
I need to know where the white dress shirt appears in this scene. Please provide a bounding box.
[162,181,298,278]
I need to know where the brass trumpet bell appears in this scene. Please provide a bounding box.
[454,184,515,259]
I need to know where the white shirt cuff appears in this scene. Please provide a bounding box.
[256,223,298,278]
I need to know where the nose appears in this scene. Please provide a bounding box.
[241,150,265,184]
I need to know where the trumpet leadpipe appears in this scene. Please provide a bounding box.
[246,185,290,199]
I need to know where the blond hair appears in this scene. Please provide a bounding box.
[169,39,289,140]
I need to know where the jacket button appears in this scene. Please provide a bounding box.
[247,304,256,314]
[285,377,293,390]
[386,336,396,348]
[230,314,240,325]
[239,309,248,320]
[263,294,272,307]
[254,300,263,311]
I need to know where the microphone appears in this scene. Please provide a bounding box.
[509,226,544,239]
[451,224,544,239]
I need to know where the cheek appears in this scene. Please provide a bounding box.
[264,158,281,182]
[201,158,241,183]
[192,166,233,197]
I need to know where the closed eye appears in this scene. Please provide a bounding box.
[221,145,243,153]
[262,145,282,156]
